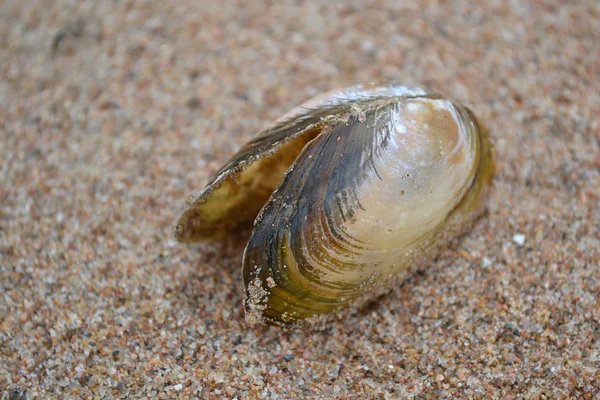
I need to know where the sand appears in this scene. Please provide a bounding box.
[1,0,599,398]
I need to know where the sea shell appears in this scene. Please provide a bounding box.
[175,83,495,326]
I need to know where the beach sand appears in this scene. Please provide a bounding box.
[1,0,599,398]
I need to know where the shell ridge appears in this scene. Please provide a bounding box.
[245,101,406,321]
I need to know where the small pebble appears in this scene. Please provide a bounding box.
[512,233,526,246]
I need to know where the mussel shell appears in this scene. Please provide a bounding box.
[175,84,495,326]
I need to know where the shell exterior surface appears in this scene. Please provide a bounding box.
[175,84,495,326]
